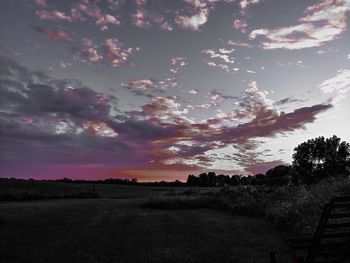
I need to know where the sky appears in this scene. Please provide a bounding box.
[0,0,350,181]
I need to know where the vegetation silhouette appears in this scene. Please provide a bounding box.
[292,135,350,185]
[187,135,350,187]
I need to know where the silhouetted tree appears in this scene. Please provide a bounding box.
[199,173,209,186]
[266,165,290,178]
[254,173,266,186]
[230,175,240,186]
[265,165,291,186]
[187,175,199,186]
[207,172,217,186]
[292,135,350,185]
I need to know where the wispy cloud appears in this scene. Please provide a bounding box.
[227,40,254,48]
[33,27,73,42]
[105,38,140,67]
[0,57,333,175]
[233,19,248,33]
[169,57,188,74]
[36,10,73,22]
[249,0,350,49]
[123,79,156,90]
[34,0,47,7]
[240,0,262,10]
[319,69,350,102]
[202,48,236,73]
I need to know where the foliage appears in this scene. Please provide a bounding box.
[148,176,350,234]
[223,177,350,234]
[292,135,350,185]
[186,168,290,187]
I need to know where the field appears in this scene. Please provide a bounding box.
[0,181,291,263]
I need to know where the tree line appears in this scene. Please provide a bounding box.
[2,135,349,187]
[187,135,350,187]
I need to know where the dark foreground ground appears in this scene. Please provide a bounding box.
[0,182,291,263]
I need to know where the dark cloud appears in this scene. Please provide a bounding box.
[274,97,305,106]
[219,103,332,144]
[0,57,334,177]
[0,59,114,123]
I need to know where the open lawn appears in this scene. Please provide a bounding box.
[0,182,291,263]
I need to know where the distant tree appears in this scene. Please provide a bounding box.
[265,165,291,186]
[217,174,225,186]
[254,173,266,186]
[207,172,217,186]
[266,165,291,178]
[292,135,350,185]
[240,175,252,185]
[199,173,209,186]
[230,175,240,186]
[187,175,197,186]
[131,178,138,184]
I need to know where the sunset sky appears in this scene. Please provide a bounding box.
[0,0,350,181]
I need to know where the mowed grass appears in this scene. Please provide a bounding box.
[0,179,218,199]
[0,183,291,263]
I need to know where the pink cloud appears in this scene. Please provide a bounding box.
[80,38,103,62]
[319,69,350,100]
[202,48,236,73]
[176,7,210,31]
[189,89,198,95]
[175,0,216,31]
[249,0,350,49]
[160,22,174,31]
[34,0,47,7]
[240,0,262,10]
[123,79,156,90]
[244,160,286,175]
[82,38,94,47]
[107,0,124,11]
[34,27,73,42]
[76,0,102,19]
[1,56,337,179]
[132,8,152,28]
[227,40,254,48]
[233,19,248,33]
[169,56,187,74]
[68,0,120,30]
[59,62,73,69]
[36,10,73,22]
[105,38,140,67]
[81,47,103,62]
[203,48,234,63]
[175,0,235,31]
[233,81,274,121]
[96,14,120,30]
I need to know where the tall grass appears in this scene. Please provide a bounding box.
[143,177,350,234]
[0,189,100,201]
[223,177,350,233]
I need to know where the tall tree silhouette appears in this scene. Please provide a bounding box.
[292,135,350,184]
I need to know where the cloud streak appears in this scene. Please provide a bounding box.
[0,57,333,178]
[250,0,350,49]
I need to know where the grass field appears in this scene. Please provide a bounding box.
[0,181,291,263]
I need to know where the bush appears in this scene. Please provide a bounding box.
[267,177,350,233]
[142,177,350,235]
[223,177,350,234]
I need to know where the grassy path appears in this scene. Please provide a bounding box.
[0,198,291,263]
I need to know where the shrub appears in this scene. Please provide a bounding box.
[224,177,350,234]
